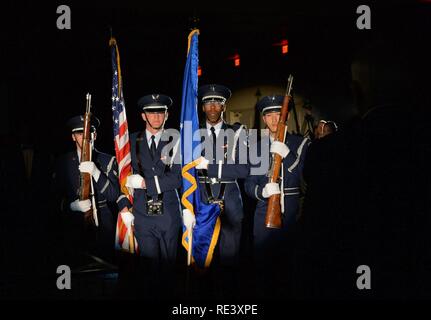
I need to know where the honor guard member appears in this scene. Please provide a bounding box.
[117,94,181,296]
[314,119,338,139]
[244,95,310,296]
[193,84,249,270]
[52,115,120,263]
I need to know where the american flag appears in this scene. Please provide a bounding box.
[110,37,138,253]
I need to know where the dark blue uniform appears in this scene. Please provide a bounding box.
[53,149,120,261]
[199,122,249,266]
[197,84,250,268]
[117,131,182,263]
[243,94,310,297]
[114,94,181,299]
[245,134,310,262]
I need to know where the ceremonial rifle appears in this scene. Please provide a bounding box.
[79,93,99,226]
[265,75,293,229]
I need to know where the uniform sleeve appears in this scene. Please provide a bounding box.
[244,134,267,201]
[286,137,310,174]
[297,138,311,173]
[94,156,120,202]
[207,126,250,179]
[145,163,182,197]
[117,194,132,211]
[296,139,311,220]
[244,171,267,202]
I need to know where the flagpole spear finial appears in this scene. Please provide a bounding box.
[189,15,200,31]
[109,26,116,46]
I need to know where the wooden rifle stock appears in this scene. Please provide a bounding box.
[265,75,293,229]
[79,93,94,225]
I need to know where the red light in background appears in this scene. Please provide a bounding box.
[273,39,289,55]
[198,65,202,76]
[228,53,241,68]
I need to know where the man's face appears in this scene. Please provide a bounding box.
[202,101,224,125]
[142,111,167,130]
[315,121,326,139]
[71,131,96,150]
[72,132,83,150]
[262,111,281,134]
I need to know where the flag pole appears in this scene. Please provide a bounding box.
[128,228,135,254]
[109,34,137,255]
[187,228,193,266]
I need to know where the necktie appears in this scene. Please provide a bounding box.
[210,126,217,162]
[150,135,156,160]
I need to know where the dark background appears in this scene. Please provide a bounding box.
[2,0,429,155]
[0,0,430,301]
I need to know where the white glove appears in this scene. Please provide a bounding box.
[262,182,281,198]
[195,157,209,170]
[120,211,135,229]
[270,141,290,158]
[79,161,101,182]
[125,174,145,189]
[182,209,196,230]
[70,199,92,212]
